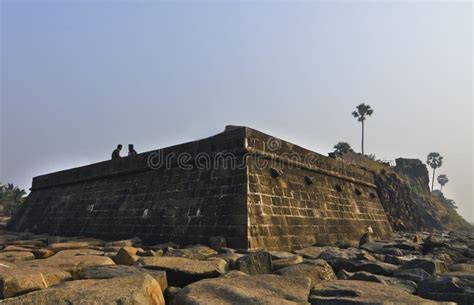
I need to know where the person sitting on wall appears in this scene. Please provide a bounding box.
[128,144,137,156]
[111,144,122,160]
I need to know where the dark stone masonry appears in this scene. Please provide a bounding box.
[10,126,392,250]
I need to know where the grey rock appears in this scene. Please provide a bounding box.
[235,251,272,275]
[393,268,434,283]
[276,262,336,287]
[79,265,168,291]
[139,256,227,287]
[401,258,447,274]
[208,236,226,252]
[164,286,181,305]
[172,274,311,305]
[335,260,398,276]
[310,280,441,304]
[217,253,244,270]
[348,271,417,294]
[273,255,304,271]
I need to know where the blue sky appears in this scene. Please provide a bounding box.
[1,1,472,221]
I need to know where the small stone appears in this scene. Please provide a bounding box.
[337,269,354,279]
[359,233,373,247]
[208,236,226,251]
[114,247,143,265]
[138,249,163,257]
[164,286,181,304]
[32,248,55,259]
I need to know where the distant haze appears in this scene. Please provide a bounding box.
[1,1,472,221]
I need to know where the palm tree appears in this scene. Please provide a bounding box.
[437,174,449,192]
[427,152,443,192]
[352,103,374,155]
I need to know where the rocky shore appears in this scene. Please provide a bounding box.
[0,229,473,304]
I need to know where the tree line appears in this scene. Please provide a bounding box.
[333,103,449,193]
[0,183,27,217]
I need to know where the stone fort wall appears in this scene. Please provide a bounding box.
[10,126,392,250]
[10,127,250,248]
[245,128,392,250]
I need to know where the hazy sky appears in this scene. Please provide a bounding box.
[1,1,472,221]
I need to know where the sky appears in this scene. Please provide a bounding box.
[1,1,472,221]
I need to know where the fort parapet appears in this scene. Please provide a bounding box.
[10,126,392,250]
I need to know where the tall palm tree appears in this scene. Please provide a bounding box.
[427,152,443,192]
[437,174,449,192]
[352,103,374,155]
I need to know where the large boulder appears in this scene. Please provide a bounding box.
[235,251,272,275]
[416,276,474,304]
[1,246,33,252]
[172,274,311,305]
[48,242,89,253]
[401,258,447,275]
[335,260,398,276]
[347,271,417,293]
[449,263,474,272]
[310,280,441,304]
[18,249,114,278]
[0,252,34,263]
[276,261,336,287]
[0,274,165,305]
[0,265,71,299]
[393,268,434,283]
[79,265,168,291]
[139,256,227,287]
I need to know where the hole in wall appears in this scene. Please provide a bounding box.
[355,189,362,196]
[304,176,313,185]
[270,168,283,179]
[335,185,343,192]
[86,204,94,212]
[370,193,377,199]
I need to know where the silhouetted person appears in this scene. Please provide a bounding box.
[112,144,122,160]
[128,144,137,156]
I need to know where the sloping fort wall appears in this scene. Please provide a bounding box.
[10,126,392,250]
